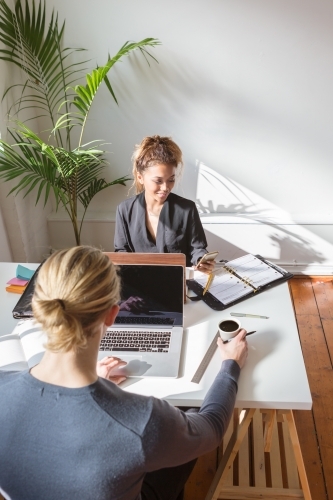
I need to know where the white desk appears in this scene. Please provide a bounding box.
[0,262,311,410]
[1,262,313,499]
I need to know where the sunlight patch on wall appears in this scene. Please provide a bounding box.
[196,161,333,267]
[196,161,294,219]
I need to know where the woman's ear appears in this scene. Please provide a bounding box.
[104,305,120,327]
[136,171,145,185]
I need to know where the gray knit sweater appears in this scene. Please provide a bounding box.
[0,359,240,500]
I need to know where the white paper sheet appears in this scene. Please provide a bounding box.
[0,335,27,369]
[195,268,253,305]
[225,254,283,288]
[0,319,46,370]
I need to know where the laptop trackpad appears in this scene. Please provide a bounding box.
[98,354,152,377]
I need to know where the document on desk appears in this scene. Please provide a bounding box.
[225,254,283,288]
[195,268,253,305]
[0,319,46,371]
[188,254,292,309]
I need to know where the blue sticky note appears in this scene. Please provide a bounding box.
[16,265,35,281]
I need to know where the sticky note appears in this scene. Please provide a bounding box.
[16,265,35,281]
[6,284,27,294]
[7,277,29,286]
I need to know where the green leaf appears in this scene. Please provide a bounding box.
[71,37,160,146]
[103,74,118,105]
[0,0,88,140]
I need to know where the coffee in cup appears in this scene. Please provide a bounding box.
[218,318,241,342]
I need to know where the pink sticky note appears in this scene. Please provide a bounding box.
[6,277,29,286]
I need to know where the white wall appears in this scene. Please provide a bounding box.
[0,58,15,261]
[3,0,333,271]
[0,59,52,262]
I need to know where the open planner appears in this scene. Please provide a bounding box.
[187,254,293,311]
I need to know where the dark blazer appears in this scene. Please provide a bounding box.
[114,192,207,266]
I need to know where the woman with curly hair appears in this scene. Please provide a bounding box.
[114,135,214,272]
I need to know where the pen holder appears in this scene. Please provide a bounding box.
[218,318,241,342]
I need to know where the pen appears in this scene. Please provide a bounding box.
[230,313,269,319]
[203,273,214,295]
[223,331,256,343]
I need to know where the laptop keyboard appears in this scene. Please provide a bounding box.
[115,316,174,325]
[100,330,172,353]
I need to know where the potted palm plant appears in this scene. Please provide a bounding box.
[0,0,159,245]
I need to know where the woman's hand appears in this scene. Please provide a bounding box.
[217,328,248,369]
[194,259,215,275]
[96,356,127,385]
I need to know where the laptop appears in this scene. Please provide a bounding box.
[12,263,43,319]
[98,263,184,378]
[12,260,185,378]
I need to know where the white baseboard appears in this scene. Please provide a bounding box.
[280,264,333,276]
[199,212,333,225]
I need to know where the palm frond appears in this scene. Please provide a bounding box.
[0,0,88,140]
[0,135,64,207]
[75,173,130,239]
[69,38,160,146]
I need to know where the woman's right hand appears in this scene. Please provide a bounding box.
[194,259,215,275]
[97,356,127,385]
[217,328,248,369]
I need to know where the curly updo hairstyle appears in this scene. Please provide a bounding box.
[32,246,120,352]
[132,135,183,194]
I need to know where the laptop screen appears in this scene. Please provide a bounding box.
[115,265,183,326]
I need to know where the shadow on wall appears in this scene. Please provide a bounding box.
[204,228,326,266]
[201,230,244,260]
[196,162,327,265]
[269,233,325,265]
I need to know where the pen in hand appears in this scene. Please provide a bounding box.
[222,331,256,344]
[203,272,214,295]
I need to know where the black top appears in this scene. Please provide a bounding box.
[114,192,208,266]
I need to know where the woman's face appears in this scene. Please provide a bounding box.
[137,163,176,204]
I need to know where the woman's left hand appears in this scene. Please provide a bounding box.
[96,356,127,385]
[194,259,215,275]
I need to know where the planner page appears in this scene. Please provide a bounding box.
[195,268,253,305]
[226,254,283,288]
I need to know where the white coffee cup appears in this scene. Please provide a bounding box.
[218,318,241,342]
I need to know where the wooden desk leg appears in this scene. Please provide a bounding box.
[204,408,256,500]
[285,410,312,500]
[262,409,276,453]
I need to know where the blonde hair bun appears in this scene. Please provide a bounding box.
[32,246,120,352]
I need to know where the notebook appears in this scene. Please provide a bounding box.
[187,254,293,311]
[12,263,43,319]
[99,264,184,378]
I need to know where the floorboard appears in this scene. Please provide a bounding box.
[184,449,218,500]
[184,278,333,500]
[312,279,333,320]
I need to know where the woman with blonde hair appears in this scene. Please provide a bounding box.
[0,246,248,500]
[114,135,214,272]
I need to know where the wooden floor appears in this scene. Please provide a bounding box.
[184,277,333,500]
